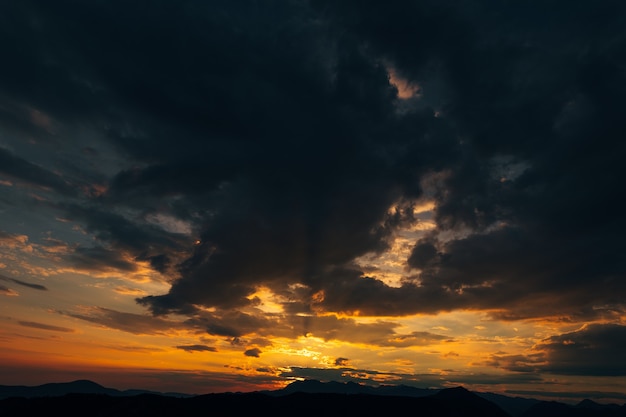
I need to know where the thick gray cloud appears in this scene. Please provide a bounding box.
[537,324,626,376]
[312,0,626,320]
[67,246,139,273]
[0,0,624,345]
[485,324,626,377]
[0,147,77,197]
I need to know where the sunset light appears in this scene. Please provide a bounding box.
[1,0,625,410]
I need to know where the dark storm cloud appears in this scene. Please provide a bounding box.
[311,0,626,320]
[0,147,76,196]
[59,204,189,277]
[484,324,626,377]
[61,204,187,254]
[536,323,626,376]
[67,246,138,273]
[403,226,626,320]
[1,0,625,336]
[1,0,436,317]
[0,274,48,291]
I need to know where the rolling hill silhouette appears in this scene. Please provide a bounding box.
[0,379,190,400]
[1,379,625,417]
[0,388,510,417]
[267,379,537,416]
[520,399,626,417]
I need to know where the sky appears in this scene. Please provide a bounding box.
[1,0,625,403]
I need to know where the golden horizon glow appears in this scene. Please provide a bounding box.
[1,198,624,403]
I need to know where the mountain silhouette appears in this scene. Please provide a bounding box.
[432,386,511,417]
[576,398,623,411]
[271,379,536,416]
[276,379,371,395]
[477,391,540,417]
[0,380,117,399]
[521,399,626,417]
[1,378,625,417]
[270,378,436,397]
[0,380,190,400]
[0,389,512,417]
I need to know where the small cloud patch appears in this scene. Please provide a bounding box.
[175,344,217,353]
[244,348,262,358]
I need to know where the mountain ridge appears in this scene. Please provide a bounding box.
[264,379,540,416]
[0,387,511,417]
[2,378,625,417]
[0,379,192,400]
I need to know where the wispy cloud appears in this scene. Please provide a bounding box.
[18,321,74,333]
[175,344,217,353]
[0,285,19,296]
[63,306,186,335]
[0,274,48,291]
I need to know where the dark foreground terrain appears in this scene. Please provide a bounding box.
[1,380,625,417]
[0,388,508,417]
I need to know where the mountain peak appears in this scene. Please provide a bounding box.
[575,398,622,411]
[280,379,371,395]
[444,386,470,392]
[434,386,510,417]
[434,386,473,398]
[62,380,105,388]
[577,399,600,407]
[32,379,120,397]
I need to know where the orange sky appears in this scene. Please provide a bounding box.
[1,0,625,405]
[1,211,624,401]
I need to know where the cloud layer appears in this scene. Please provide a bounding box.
[0,0,625,383]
